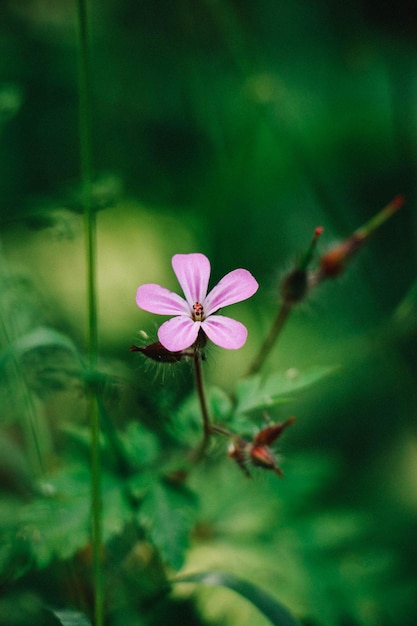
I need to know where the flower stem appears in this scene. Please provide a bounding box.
[246,301,292,376]
[247,227,323,377]
[192,347,212,458]
[76,1,103,625]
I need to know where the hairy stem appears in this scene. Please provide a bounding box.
[76,1,103,625]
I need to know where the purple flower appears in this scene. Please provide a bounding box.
[136,253,258,352]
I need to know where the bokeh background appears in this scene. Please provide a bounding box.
[1,1,417,625]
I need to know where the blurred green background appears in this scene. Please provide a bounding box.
[0,1,417,625]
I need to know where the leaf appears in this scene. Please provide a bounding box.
[49,608,92,626]
[208,386,234,421]
[15,464,134,568]
[173,571,302,626]
[0,326,78,368]
[235,366,338,415]
[18,473,90,568]
[0,326,82,401]
[119,422,159,468]
[172,386,233,443]
[138,481,198,570]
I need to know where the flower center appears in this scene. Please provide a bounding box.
[192,301,204,321]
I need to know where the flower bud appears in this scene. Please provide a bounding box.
[250,445,283,476]
[318,234,362,279]
[280,268,308,304]
[253,416,296,446]
[129,341,185,363]
[228,418,295,478]
[280,227,323,305]
[228,437,251,478]
[316,195,404,282]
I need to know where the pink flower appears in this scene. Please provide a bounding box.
[136,253,258,352]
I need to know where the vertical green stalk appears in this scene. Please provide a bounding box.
[76,1,103,625]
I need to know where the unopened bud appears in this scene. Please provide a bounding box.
[229,418,295,478]
[317,195,404,282]
[129,341,185,363]
[228,437,251,478]
[318,234,362,279]
[250,445,283,476]
[280,227,323,305]
[280,268,308,304]
[253,416,296,446]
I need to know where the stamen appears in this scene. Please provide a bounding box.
[192,302,204,321]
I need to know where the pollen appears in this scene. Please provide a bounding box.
[192,301,204,321]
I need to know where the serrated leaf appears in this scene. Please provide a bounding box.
[173,571,301,626]
[19,475,90,567]
[139,481,198,570]
[235,366,338,415]
[49,608,92,626]
[16,464,133,568]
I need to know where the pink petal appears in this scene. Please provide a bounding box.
[136,284,189,315]
[158,316,201,351]
[172,253,211,307]
[204,269,258,316]
[202,315,248,349]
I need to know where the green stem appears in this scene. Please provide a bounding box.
[246,301,292,376]
[76,2,103,625]
[211,423,234,437]
[192,347,212,459]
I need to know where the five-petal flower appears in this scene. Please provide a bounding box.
[136,253,258,352]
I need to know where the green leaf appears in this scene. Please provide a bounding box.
[172,386,233,443]
[235,366,338,415]
[49,608,92,626]
[208,386,234,421]
[139,481,198,570]
[173,571,301,626]
[0,326,78,368]
[119,422,159,468]
[19,472,90,568]
[15,464,133,568]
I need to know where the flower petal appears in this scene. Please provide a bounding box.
[172,253,211,307]
[204,269,258,315]
[158,316,201,351]
[202,315,248,349]
[136,284,189,315]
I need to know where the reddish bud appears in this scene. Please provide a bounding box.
[317,195,404,282]
[228,437,251,478]
[229,418,295,478]
[318,234,363,279]
[129,341,184,363]
[253,416,296,446]
[250,445,283,476]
